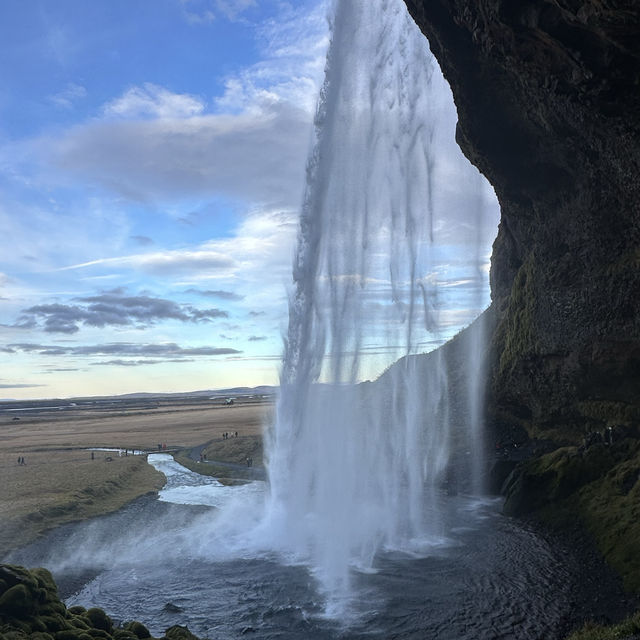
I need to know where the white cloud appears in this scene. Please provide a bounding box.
[58,208,296,292]
[215,2,328,115]
[103,83,206,119]
[41,97,311,207]
[60,249,236,276]
[179,0,258,24]
[49,83,87,109]
[215,0,257,21]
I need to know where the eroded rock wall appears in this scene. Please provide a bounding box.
[404,0,640,439]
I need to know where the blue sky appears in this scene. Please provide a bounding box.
[0,0,498,400]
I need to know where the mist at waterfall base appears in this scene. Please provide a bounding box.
[4,1,606,638]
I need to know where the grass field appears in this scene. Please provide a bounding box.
[0,397,272,554]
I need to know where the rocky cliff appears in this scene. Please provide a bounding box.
[402,0,640,592]
[403,0,640,444]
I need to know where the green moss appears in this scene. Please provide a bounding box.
[565,610,640,640]
[54,630,88,640]
[85,609,112,633]
[576,444,640,591]
[162,626,200,640]
[499,253,538,374]
[123,622,150,639]
[85,629,113,640]
[0,565,203,640]
[38,614,71,632]
[113,631,139,640]
[506,439,640,593]
[0,585,34,619]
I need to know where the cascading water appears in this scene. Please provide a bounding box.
[265,0,491,605]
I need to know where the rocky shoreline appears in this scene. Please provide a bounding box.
[0,564,202,640]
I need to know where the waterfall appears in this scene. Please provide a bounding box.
[265,0,490,605]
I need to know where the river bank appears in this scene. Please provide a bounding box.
[0,397,270,555]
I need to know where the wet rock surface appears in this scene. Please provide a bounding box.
[403,0,640,442]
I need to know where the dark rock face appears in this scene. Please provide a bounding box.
[403,0,640,438]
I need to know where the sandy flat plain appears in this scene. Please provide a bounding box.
[0,396,272,554]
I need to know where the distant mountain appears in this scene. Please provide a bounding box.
[115,386,277,399]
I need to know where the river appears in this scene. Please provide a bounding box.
[6,453,625,639]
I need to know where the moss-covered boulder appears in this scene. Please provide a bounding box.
[0,566,201,640]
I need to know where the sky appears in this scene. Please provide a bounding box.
[0,0,499,400]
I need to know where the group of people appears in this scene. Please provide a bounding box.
[16,456,26,465]
[222,432,238,439]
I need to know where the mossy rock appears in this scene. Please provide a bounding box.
[29,616,49,632]
[0,631,29,640]
[123,621,150,639]
[39,614,72,632]
[67,607,87,616]
[1,620,31,635]
[31,570,58,598]
[0,566,38,594]
[85,609,112,633]
[0,585,35,619]
[31,633,55,640]
[42,601,68,617]
[68,617,90,631]
[85,628,113,639]
[113,630,139,640]
[54,630,91,640]
[503,445,620,516]
[163,626,200,640]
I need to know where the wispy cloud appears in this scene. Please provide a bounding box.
[13,292,229,334]
[103,83,205,119]
[0,383,46,389]
[58,250,236,276]
[178,0,258,24]
[130,235,154,246]
[9,342,241,357]
[91,358,195,367]
[49,83,87,109]
[185,288,244,300]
